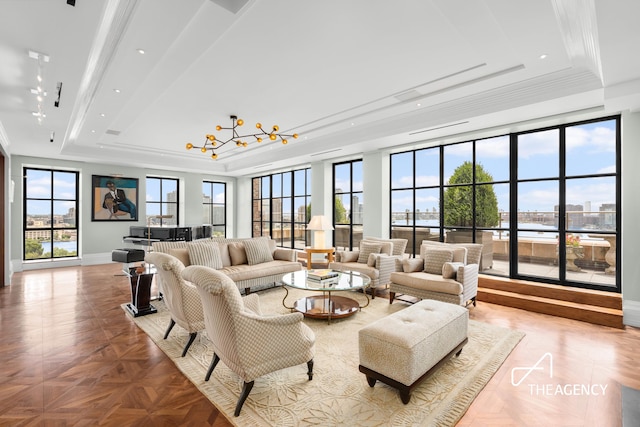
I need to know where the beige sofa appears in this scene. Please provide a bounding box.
[389,240,482,306]
[152,236,301,294]
[328,237,408,298]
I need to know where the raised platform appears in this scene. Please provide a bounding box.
[477,275,623,329]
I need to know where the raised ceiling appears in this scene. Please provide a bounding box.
[1,0,639,177]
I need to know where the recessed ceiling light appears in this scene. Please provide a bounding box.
[100,113,105,117]
[113,88,121,93]
[417,103,421,107]
[91,130,96,133]
[540,54,548,59]
[351,122,355,126]
[136,48,145,54]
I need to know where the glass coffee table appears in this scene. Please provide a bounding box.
[281,269,371,324]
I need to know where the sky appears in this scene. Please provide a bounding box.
[390,118,617,214]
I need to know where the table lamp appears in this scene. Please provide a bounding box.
[307,215,333,249]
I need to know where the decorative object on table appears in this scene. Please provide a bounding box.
[307,215,334,249]
[307,269,339,281]
[91,175,139,221]
[185,115,299,159]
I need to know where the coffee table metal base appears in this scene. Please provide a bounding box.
[293,295,360,321]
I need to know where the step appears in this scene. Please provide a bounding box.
[478,275,622,310]
[477,287,624,329]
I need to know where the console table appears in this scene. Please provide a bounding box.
[123,264,157,317]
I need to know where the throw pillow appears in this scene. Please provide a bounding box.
[362,239,393,256]
[367,252,379,267]
[442,261,465,279]
[217,242,232,267]
[187,242,223,269]
[244,237,274,265]
[228,242,248,265]
[357,242,382,264]
[402,258,424,273]
[168,248,191,267]
[338,251,359,263]
[423,248,454,274]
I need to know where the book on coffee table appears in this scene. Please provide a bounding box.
[307,269,339,281]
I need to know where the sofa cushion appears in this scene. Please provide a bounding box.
[442,261,464,279]
[423,248,454,274]
[329,261,380,280]
[168,247,191,267]
[402,258,424,273]
[228,242,248,265]
[221,260,300,282]
[244,237,274,265]
[358,241,382,264]
[187,241,222,269]
[390,271,463,295]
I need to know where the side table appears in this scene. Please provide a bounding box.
[305,247,335,270]
[124,264,157,317]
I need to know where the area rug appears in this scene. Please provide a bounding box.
[125,287,524,426]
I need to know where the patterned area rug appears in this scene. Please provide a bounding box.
[126,287,524,426]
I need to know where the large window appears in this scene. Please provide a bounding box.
[24,167,78,260]
[146,177,178,226]
[202,181,226,237]
[252,168,311,248]
[390,116,620,292]
[333,160,363,250]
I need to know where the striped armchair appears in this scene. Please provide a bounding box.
[328,237,408,299]
[144,252,205,357]
[182,265,315,417]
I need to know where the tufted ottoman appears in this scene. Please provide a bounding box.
[358,299,468,403]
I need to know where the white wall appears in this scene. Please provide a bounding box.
[621,110,640,326]
[362,151,390,238]
[9,155,234,270]
[1,141,10,286]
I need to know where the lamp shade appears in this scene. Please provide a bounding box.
[307,215,333,231]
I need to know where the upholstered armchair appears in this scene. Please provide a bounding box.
[329,237,408,299]
[144,252,205,357]
[181,265,315,417]
[389,241,482,307]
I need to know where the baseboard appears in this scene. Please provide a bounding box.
[81,252,114,266]
[11,252,118,275]
[623,300,640,327]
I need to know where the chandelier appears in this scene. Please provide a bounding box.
[186,115,299,159]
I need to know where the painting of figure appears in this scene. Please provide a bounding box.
[92,175,138,221]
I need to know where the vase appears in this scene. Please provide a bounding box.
[566,246,582,272]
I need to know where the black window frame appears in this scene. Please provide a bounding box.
[23,167,79,261]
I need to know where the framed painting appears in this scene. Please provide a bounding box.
[91,175,139,221]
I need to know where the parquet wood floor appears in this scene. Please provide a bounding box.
[1,263,638,426]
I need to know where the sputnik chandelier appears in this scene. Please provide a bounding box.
[186,115,299,159]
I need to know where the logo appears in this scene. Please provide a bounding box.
[511,352,553,386]
[511,352,608,396]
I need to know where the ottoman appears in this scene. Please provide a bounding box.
[358,299,468,403]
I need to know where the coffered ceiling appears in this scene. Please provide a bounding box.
[1,0,639,177]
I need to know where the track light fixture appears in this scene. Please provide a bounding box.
[186,115,299,159]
